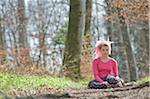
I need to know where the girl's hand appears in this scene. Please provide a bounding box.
[115,77,125,86]
[117,81,123,87]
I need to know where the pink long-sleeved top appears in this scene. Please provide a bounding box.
[92,57,118,83]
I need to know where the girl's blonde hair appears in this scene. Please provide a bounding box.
[95,39,113,58]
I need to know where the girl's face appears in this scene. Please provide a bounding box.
[100,46,109,57]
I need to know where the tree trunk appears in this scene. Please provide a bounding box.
[0,18,6,64]
[111,19,130,82]
[17,0,30,66]
[0,18,3,49]
[17,0,27,48]
[131,21,149,78]
[148,0,150,66]
[63,0,86,80]
[80,0,92,78]
[120,21,138,81]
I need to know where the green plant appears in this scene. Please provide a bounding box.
[52,22,68,45]
[0,72,90,93]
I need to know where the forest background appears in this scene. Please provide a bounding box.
[0,0,149,83]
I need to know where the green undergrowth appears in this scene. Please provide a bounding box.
[0,72,90,93]
[1,71,149,95]
[136,76,150,84]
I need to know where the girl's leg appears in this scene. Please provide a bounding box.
[106,75,124,88]
[106,75,119,85]
[88,80,107,89]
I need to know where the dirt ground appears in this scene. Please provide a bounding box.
[65,85,149,99]
[12,81,149,99]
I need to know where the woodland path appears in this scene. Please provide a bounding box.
[13,81,150,99]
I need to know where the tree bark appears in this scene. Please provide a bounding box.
[17,0,30,66]
[17,0,28,48]
[148,0,150,66]
[0,18,3,49]
[63,0,86,80]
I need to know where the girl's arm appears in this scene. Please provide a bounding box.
[92,59,104,83]
[112,59,119,77]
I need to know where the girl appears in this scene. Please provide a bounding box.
[88,40,124,89]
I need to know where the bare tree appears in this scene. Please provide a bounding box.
[4,0,20,66]
[104,0,130,81]
[120,20,138,81]
[27,0,69,75]
[104,0,150,81]
[129,21,149,78]
[80,0,93,77]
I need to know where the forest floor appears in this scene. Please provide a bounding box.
[1,79,149,99]
[15,82,149,99]
[0,65,149,99]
